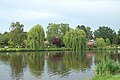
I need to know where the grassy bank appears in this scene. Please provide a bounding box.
[0,47,72,52]
[93,73,120,80]
[0,47,119,52]
[86,47,119,50]
[93,57,120,80]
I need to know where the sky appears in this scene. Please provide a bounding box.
[0,0,120,33]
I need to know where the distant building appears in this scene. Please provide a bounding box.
[87,40,95,49]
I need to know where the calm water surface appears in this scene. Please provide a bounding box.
[0,50,120,80]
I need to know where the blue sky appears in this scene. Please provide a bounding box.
[0,0,120,33]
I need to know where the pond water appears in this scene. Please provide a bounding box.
[0,50,120,80]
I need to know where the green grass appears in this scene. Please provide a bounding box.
[86,47,118,50]
[45,47,72,51]
[94,57,120,75]
[93,73,120,80]
[0,48,40,52]
[0,46,119,52]
[0,47,72,52]
[93,57,120,80]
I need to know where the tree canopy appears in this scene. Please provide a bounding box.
[118,29,120,44]
[63,28,86,51]
[112,32,117,46]
[27,24,45,50]
[0,22,120,49]
[9,22,25,47]
[94,26,114,43]
[46,23,70,42]
[77,25,93,41]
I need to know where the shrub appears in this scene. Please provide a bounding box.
[94,57,120,76]
[95,38,106,49]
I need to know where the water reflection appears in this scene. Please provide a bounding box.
[110,50,120,62]
[0,50,119,80]
[26,53,44,78]
[9,53,26,80]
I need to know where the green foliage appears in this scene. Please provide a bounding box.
[93,73,120,80]
[93,73,111,80]
[77,25,93,40]
[77,25,87,35]
[0,32,10,48]
[105,38,110,46]
[45,47,72,51]
[94,26,114,43]
[94,57,120,76]
[9,22,26,47]
[93,56,120,80]
[0,33,3,47]
[95,38,106,48]
[1,22,120,48]
[27,24,45,50]
[86,27,93,40]
[108,74,120,80]
[113,32,117,46]
[63,28,86,51]
[46,23,70,42]
[0,47,72,52]
[118,29,120,44]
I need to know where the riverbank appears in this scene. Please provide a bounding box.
[0,47,72,52]
[93,73,120,80]
[92,57,120,80]
[0,47,119,52]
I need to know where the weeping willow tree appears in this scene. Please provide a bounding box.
[27,24,45,50]
[63,28,86,51]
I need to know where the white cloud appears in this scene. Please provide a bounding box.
[17,9,59,20]
[0,0,120,33]
[0,8,59,21]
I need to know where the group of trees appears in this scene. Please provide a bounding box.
[46,23,70,47]
[0,21,120,50]
[0,22,27,48]
[94,26,120,48]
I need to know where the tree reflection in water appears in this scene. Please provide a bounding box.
[9,53,25,80]
[45,51,94,77]
[26,52,44,78]
[0,50,119,80]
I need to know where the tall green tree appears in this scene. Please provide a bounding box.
[46,23,70,42]
[27,24,45,50]
[63,28,86,51]
[9,22,25,47]
[94,26,114,43]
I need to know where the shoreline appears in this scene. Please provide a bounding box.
[0,47,119,52]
